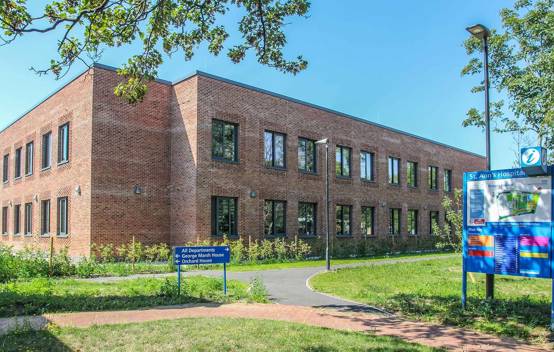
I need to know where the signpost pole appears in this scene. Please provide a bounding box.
[177,264,181,296]
[462,261,467,309]
[223,263,227,295]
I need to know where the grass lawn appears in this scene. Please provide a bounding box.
[0,276,266,317]
[310,256,552,345]
[0,317,440,352]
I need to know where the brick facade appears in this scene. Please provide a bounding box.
[0,64,486,257]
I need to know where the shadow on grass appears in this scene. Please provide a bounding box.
[0,329,72,352]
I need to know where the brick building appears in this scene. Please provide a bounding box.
[0,64,485,257]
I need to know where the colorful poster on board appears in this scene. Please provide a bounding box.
[463,168,553,279]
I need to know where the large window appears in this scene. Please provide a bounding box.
[264,131,286,168]
[58,123,70,164]
[407,161,418,187]
[444,169,452,192]
[3,154,9,183]
[389,208,401,235]
[41,199,51,236]
[335,205,351,236]
[13,204,20,235]
[57,197,68,236]
[24,203,32,236]
[25,142,33,176]
[361,206,375,236]
[298,202,316,237]
[407,209,418,235]
[428,166,438,190]
[298,138,316,173]
[388,157,400,184]
[212,197,238,237]
[14,148,21,179]
[42,132,52,169]
[264,200,286,236]
[212,120,238,162]
[335,146,351,177]
[429,211,439,235]
[1,207,7,235]
[360,151,374,181]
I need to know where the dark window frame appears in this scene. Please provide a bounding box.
[25,141,34,176]
[335,145,352,178]
[361,206,375,237]
[360,151,375,181]
[211,196,238,237]
[388,157,400,184]
[57,197,69,236]
[41,132,52,170]
[1,207,8,235]
[298,138,316,173]
[428,166,438,190]
[407,161,418,187]
[407,209,418,235]
[264,131,287,169]
[264,199,287,237]
[58,123,70,164]
[24,203,32,236]
[389,208,401,235]
[14,148,22,179]
[444,169,452,192]
[13,204,20,235]
[336,204,352,236]
[3,154,9,183]
[298,202,316,237]
[41,199,51,236]
[211,119,239,163]
[429,211,440,235]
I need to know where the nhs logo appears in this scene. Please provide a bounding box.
[520,146,547,176]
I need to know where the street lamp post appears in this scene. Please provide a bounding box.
[466,23,494,300]
[315,138,331,271]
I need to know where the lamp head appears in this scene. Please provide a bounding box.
[466,24,490,39]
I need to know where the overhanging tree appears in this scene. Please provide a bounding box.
[0,0,310,103]
[462,0,554,156]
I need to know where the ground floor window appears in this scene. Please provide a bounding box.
[13,204,20,235]
[1,207,7,235]
[298,202,316,237]
[41,199,51,236]
[389,208,401,235]
[57,197,68,236]
[407,209,418,235]
[336,205,351,236]
[24,203,32,235]
[429,211,439,235]
[361,206,374,236]
[212,197,238,237]
[264,200,286,236]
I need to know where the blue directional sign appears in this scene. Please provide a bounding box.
[174,246,230,265]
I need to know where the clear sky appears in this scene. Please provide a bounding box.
[0,0,518,169]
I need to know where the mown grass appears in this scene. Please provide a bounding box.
[0,276,266,317]
[0,317,440,352]
[310,256,553,345]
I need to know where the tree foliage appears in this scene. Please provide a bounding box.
[433,189,463,253]
[462,0,554,155]
[0,0,310,103]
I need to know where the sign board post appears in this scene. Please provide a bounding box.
[174,246,231,295]
[462,166,553,330]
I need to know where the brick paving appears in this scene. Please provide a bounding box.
[43,303,550,352]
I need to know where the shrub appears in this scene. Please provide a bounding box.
[156,243,171,262]
[247,277,268,303]
[144,245,159,262]
[0,245,16,283]
[96,244,116,263]
[50,247,75,277]
[159,277,180,297]
[75,257,98,278]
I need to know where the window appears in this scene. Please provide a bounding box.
[361,206,375,236]
[24,203,32,236]
[407,209,418,235]
[389,208,401,235]
[335,146,351,177]
[57,197,68,236]
[2,154,8,183]
[25,142,33,175]
[360,151,374,181]
[428,166,438,190]
[58,123,70,164]
[407,161,418,187]
[42,132,52,169]
[298,138,316,173]
[444,169,452,192]
[388,157,400,184]
[41,199,51,235]
[212,120,238,162]
[1,207,7,235]
[336,205,351,236]
[212,197,238,237]
[13,204,20,235]
[429,211,439,235]
[264,200,286,236]
[264,131,286,168]
[14,148,21,179]
[298,202,316,236]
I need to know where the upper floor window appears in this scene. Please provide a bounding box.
[25,142,33,176]
[336,204,351,236]
[57,197,69,236]
[360,151,374,181]
[298,202,316,237]
[298,138,316,173]
[14,148,22,179]
[3,154,9,183]
[264,131,286,169]
[212,196,237,237]
[429,211,439,235]
[335,146,351,177]
[428,166,438,190]
[264,200,286,236]
[389,208,401,235]
[212,119,238,162]
[1,207,7,235]
[42,132,52,170]
[58,123,70,164]
[388,157,400,184]
[407,209,418,235]
[407,161,418,187]
[361,206,375,237]
[444,169,452,192]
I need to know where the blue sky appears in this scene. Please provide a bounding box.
[0,0,519,168]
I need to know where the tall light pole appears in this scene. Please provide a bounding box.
[315,138,331,271]
[466,23,494,300]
